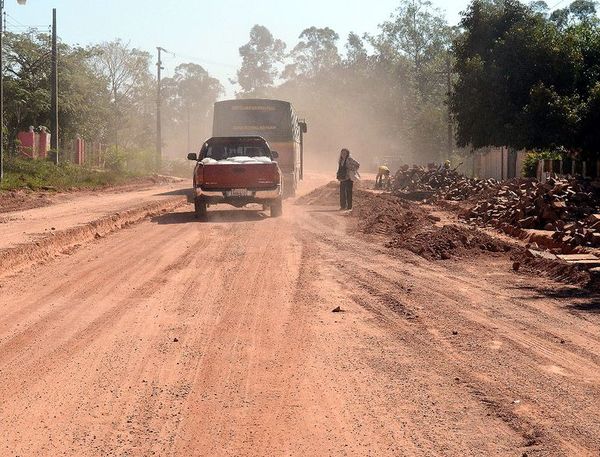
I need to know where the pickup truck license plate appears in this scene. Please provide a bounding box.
[227,189,250,197]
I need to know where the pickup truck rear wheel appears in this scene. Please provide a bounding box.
[194,198,207,220]
[270,199,283,218]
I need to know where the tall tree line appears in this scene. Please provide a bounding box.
[234,0,600,165]
[234,1,455,165]
[3,33,223,170]
[451,0,600,159]
[4,0,597,172]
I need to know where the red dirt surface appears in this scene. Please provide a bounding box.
[0,189,54,213]
[1,175,600,456]
[512,252,592,287]
[295,180,341,206]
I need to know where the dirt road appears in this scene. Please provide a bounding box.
[0,178,599,456]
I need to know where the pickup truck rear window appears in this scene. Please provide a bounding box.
[204,145,269,160]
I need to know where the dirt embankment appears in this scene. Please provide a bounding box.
[0,196,186,278]
[0,175,182,214]
[0,190,54,213]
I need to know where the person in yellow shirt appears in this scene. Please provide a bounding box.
[375,165,391,189]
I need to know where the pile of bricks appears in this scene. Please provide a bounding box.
[392,165,498,201]
[390,165,600,248]
[463,177,600,248]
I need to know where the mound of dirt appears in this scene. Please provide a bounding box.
[296,180,374,207]
[296,181,340,206]
[352,191,433,237]
[389,224,512,260]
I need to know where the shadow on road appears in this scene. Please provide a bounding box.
[567,301,600,314]
[516,284,600,315]
[152,209,268,225]
[307,208,341,213]
[154,188,191,197]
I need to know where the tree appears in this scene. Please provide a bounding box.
[451,0,577,149]
[91,39,153,150]
[530,1,549,16]
[3,31,112,152]
[3,31,52,145]
[451,0,600,157]
[345,32,368,66]
[58,46,112,143]
[551,0,598,28]
[371,0,451,98]
[235,25,285,96]
[368,0,453,161]
[580,82,600,155]
[284,27,341,79]
[163,63,223,154]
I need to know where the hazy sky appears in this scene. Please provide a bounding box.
[3,0,528,94]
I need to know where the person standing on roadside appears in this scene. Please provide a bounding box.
[336,148,360,210]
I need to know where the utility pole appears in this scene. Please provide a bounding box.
[156,47,166,171]
[50,8,58,162]
[446,52,453,160]
[0,0,5,181]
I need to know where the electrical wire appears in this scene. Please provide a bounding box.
[167,50,238,70]
[548,0,569,9]
[4,12,48,34]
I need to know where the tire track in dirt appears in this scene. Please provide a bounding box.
[0,220,210,455]
[0,227,188,353]
[0,234,207,399]
[298,205,600,455]
[173,218,315,456]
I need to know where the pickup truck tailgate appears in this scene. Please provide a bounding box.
[199,162,280,190]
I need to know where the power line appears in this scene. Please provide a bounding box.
[4,12,47,30]
[548,0,569,9]
[6,24,50,28]
[5,25,49,31]
[4,12,49,33]
[5,12,27,27]
[167,50,238,70]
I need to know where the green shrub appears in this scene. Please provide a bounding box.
[104,146,127,172]
[522,150,562,178]
[0,156,133,191]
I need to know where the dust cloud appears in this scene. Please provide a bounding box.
[270,81,413,176]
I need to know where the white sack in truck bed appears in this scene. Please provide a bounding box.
[201,156,273,165]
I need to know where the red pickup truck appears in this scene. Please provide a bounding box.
[187,136,284,219]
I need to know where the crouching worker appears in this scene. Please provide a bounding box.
[336,148,360,210]
[375,165,391,190]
